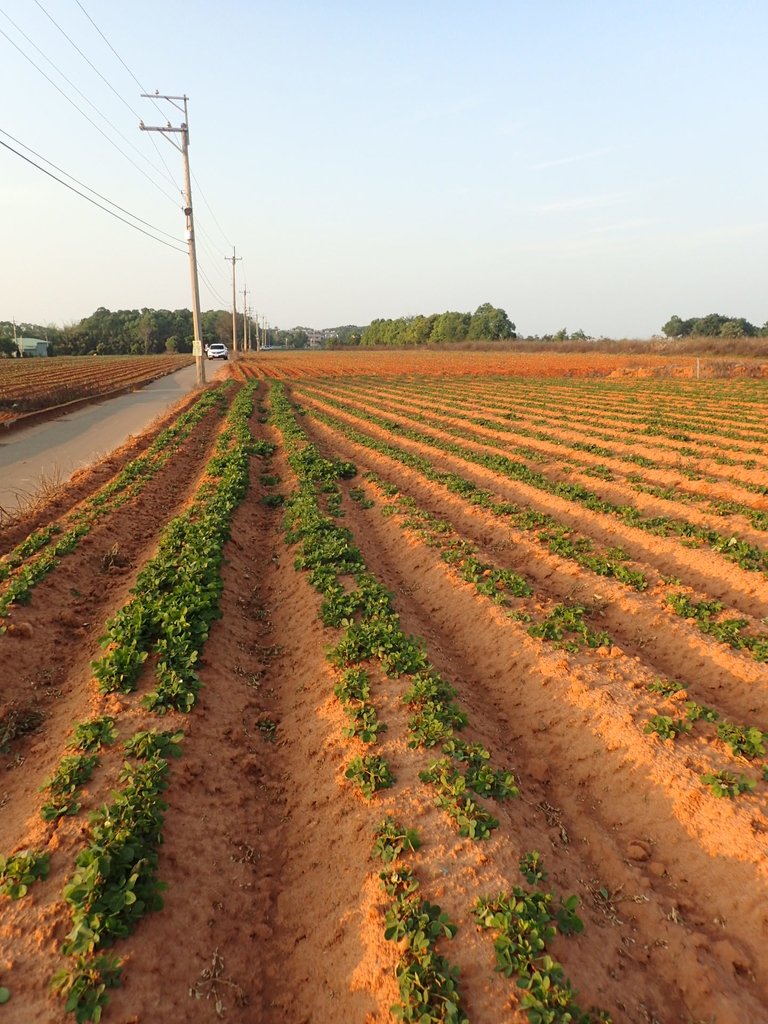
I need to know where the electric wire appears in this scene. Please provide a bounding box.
[63,0,180,194]
[197,262,229,307]
[72,0,167,120]
[195,229,231,284]
[192,173,232,250]
[0,126,185,243]
[67,1,233,263]
[33,0,140,120]
[0,6,178,199]
[0,136,187,254]
[0,18,179,205]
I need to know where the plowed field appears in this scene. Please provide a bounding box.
[0,355,194,425]
[1,355,767,1024]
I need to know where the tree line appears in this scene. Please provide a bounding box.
[358,303,514,346]
[1,308,281,356]
[662,313,768,338]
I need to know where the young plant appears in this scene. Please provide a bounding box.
[371,817,421,863]
[71,717,117,752]
[701,770,756,799]
[41,753,99,821]
[0,850,50,899]
[123,730,183,760]
[643,715,691,741]
[51,954,122,1024]
[519,850,548,886]
[345,754,394,799]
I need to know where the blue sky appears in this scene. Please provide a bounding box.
[1,0,766,337]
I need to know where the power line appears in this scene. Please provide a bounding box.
[72,0,166,120]
[0,126,184,243]
[0,136,187,254]
[70,0,180,193]
[195,228,231,282]
[192,172,232,250]
[33,0,137,119]
[58,2,232,263]
[0,17,179,205]
[197,262,229,308]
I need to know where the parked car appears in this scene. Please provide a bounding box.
[206,343,228,360]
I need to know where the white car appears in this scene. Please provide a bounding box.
[206,343,228,360]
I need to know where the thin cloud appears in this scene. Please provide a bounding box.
[530,147,613,170]
[533,192,627,214]
[589,218,652,233]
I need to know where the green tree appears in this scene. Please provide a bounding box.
[430,310,471,342]
[661,315,688,338]
[467,303,515,340]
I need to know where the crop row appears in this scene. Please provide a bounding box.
[1,382,266,1020]
[0,355,194,414]
[339,376,768,480]
[328,378,768,518]
[354,471,768,797]
[269,382,611,1021]
[302,396,768,697]
[295,385,768,577]
[293,395,768,750]
[0,385,230,623]
[418,375,768,446]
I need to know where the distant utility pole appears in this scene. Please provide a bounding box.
[242,288,248,354]
[253,310,259,352]
[139,93,205,386]
[246,307,252,351]
[225,247,242,357]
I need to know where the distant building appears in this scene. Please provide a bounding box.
[18,338,49,357]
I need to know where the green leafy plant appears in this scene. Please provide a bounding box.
[345,754,394,798]
[716,722,766,760]
[72,717,117,752]
[0,849,50,899]
[647,678,685,697]
[51,954,122,1023]
[420,760,499,839]
[123,730,183,760]
[474,888,605,1023]
[701,770,756,799]
[41,753,99,821]
[643,715,691,741]
[519,850,548,886]
[371,817,421,863]
[380,867,466,1023]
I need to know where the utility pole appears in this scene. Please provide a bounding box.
[242,288,248,355]
[225,247,242,358]
[140,93,205,386]
[253,310,259,352]
[262,316,267,350]
[246,307,252,351]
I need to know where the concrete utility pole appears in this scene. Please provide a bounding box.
[246,307,252,351]
[225,247,242,357]
[242,288,248,355]
[140,93,205,386]
[253,310,259,352]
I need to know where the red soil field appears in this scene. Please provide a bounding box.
[1,354,767,1024]
[0,354,194,425]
